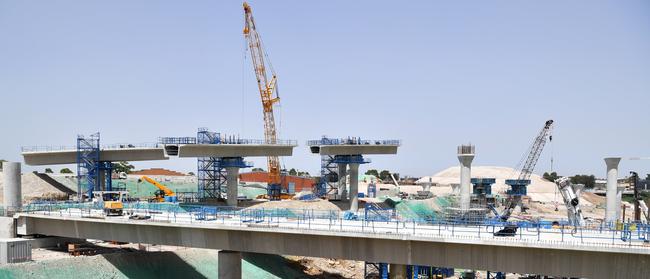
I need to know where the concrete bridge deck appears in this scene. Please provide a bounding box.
[15,209,650,279]
[314,144,399,156]
[22,143,297,166]
[177,144,296,158]
[22,147,169,165]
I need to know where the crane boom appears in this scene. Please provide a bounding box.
[139,176,175,197]
[498,120,554,223]
[516,120,554,181]
[243,2,282,192]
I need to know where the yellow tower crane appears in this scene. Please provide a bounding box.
[243,2,282,200]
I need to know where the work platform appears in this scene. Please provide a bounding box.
[22,146,168,166]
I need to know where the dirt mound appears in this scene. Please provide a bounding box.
[0,172,71,202]
[249,199,341,211]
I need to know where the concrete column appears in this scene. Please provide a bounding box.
[225,167,240,207]
[617,186,625,222]
[349,163,359,212]
[218,250,241,279]
[338,163,347,200]
[3,162,22,212]
[604,157,621,223]
[458,154,474,211]
[389,263,407,279]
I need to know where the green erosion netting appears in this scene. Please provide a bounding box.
[390,196,456,221]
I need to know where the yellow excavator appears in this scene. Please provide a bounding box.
[138,176,176,202]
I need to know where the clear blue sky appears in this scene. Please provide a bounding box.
[1,1,649,178]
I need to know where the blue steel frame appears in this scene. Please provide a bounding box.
[505,179,531,196]
[197,128,227,200]
[364,262,388,279]
[77,133,100,200]
[76,133,115,201]
[315,154,338,197]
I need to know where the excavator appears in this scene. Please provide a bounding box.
[138,176,176,202]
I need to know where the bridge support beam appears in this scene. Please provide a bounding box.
[218,250,241,279]
[349,163,359,212]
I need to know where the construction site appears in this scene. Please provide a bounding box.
[1,1,649,279]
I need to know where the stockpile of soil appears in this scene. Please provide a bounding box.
[249,199,341,212]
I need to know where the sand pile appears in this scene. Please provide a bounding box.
[248,199,341,211]
[0,172,70,202]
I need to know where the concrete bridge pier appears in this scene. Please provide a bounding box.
[349,163,360,212]
[225,167,240,207]
[389,263,407,279]
[457,145,475,211]
[218,250,241,279]
[221,157,251,207]
[338,163,347,200]
[604,157,621,223]
[3,162,22,213]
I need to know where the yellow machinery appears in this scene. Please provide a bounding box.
[138,176,176,202]
[94,191,127,216]
[243,2,283,200]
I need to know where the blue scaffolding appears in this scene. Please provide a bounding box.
[76,133,112,200]
[315,154,338,197]
[77,133,100,200]
[197,128,227,199]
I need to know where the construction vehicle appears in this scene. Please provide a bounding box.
[243,2,283,201]
[495,120,554,236]
[554,177,585,226]
[94,191,127,216]
[138,176,176,202]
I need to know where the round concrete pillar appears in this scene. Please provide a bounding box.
[225,167,240,207]
[2,162,22,212]
[458,154,474,210]
[348,163,359,212]
[604,157,621,223]
[218,250,242,279]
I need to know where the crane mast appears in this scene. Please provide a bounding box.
[243,2,282,196]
